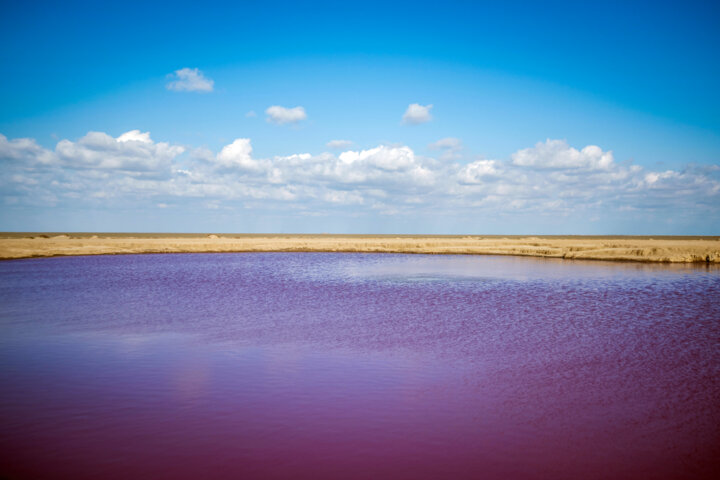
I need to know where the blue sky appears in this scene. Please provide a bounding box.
[1,0,719,234]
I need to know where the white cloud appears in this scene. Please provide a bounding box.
[402,103,433,125]
[458,160,499,184]
[215,138,266,172]
[326,139,354,149]
[512,139,614,170]
[339,146,416,171]
[0,134,55,165]
[245,110,257,118]
[265,105,307,125]
[117,130,152,143]
[330,145,436,186]
[429,137,461,150]
[323,190,364,205]
[428,137,462,160]
[55,130,185,175]
[166,68,214,93]
[2,132,719,229]
[224,143,434,189]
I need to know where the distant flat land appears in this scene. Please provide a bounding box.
[0,233,718,263]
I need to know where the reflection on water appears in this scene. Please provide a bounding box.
[0,253,719,479]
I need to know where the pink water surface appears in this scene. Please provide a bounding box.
[0,253,719,479]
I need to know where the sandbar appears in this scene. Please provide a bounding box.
[0,233,718,263]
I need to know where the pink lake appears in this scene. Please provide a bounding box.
[1,253,719,479]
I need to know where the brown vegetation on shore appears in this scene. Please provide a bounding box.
[0,233,718,263]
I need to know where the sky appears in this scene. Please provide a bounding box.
[1,0,719,234]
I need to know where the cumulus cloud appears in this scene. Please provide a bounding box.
[402,103,433,125]
[166,68,214,93]
[265,105,307,125]
[458,160,499,184]
[327,139,354,150]
[55,130,185,176]
[117,130,152,143]
[333,145,435,185]
[339,146,415,172]
[219,142,434,189]
[215,138,266,172]
[512,139,614,170]
[429,137,462,160]
[0,134,55,165]
[1,132,719,229]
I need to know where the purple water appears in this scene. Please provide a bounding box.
[1,253,719,479]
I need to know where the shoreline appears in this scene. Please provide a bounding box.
[1,234,719,263]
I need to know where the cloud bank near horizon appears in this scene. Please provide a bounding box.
[1,131,718,232]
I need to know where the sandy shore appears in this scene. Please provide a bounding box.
[0,233,719,263]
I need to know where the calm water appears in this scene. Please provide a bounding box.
[0,253,718,479]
